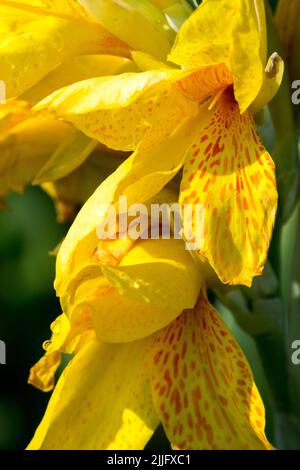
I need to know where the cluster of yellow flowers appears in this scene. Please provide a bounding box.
[0,0,295,450]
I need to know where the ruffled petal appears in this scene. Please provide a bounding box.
[180,89,277,286]
[0,112,72,198]
[40,149,127,222]
[169,0,266,112]
[175,63,232,103]
[55,114,199,293]
[21,55,137,105]
[77,0,174,60]
[27,336,158,450]
[35,69,192,152]
[32,128,97,184]
[0,0,130,97]
[151,291,273,450]
[28,314,70,392]
[85,239,202,342]
[28,310,92,392]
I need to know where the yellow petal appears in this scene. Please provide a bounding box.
[55,115,199,293]
[41,150,127,222]
[28,351,61,393]
[0,0,130,98]
[104,239,202,311]
[35,69,191,152]
[21,55,137,105]
[150,0,179,8]
[0,0,93,17]
[28,314,70,392]
[89,239,202,342]
[78,0,174,60]
[169,0,267,113]
[33,128,97,184]
[27,336,158,449]
[0,114,72,198]
[163,3,193,33]
[131,50,173,72]
[251,52,284,114]
[0,100,31,133]
[180,89,277,286]
[28,311,92,392]
[175,63,232,103]
[151,291,273,450]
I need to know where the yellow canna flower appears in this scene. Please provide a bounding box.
[27,200,272,450]
[35,0,284,287]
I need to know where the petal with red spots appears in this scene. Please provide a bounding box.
[35,70,194,152]
[180,89,277,286]
[175,63,233,104]
[150,291,273,450]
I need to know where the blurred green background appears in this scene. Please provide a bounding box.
[0,188,69,449]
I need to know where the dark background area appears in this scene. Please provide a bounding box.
[0,188,68,449]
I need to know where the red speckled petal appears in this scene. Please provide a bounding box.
[180,89,277,286]
[175,63,233,103]
[151,291,273,450]
[35,70,193,152]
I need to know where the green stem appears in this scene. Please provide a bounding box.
[284,205,300,416]
[255,332,289,412]
[265,2,299,223]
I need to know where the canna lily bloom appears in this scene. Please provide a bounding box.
[28,187,272,450]
[36,0,284,287]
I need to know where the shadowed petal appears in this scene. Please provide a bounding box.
[151,291,273,450]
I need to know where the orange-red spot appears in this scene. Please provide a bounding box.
[205,142,213,155]
[181,341,187,359]
[170,388,182,415]
[219,396,228,407]
[173,354,179,378]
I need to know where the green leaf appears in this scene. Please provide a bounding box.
[274,130,300,222]
[281,203,300,417]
